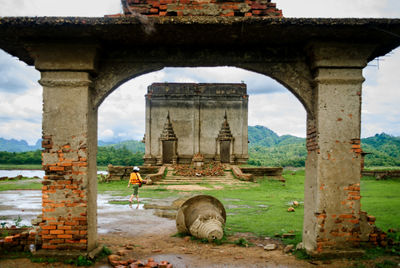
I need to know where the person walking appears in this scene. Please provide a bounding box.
[127,166,145,205]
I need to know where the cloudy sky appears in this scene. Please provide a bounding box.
[0,0,399,144]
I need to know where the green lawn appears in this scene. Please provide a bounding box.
[0,178,42,191]
[203,170,305,244]
[97,169,400,244]
[0,164,43,170]
[361,176,400,231]
[1,170,399,243]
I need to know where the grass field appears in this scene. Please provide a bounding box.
[0,164,43,170]
[1,169,399,245]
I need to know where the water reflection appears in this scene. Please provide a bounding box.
[0,190,175,236]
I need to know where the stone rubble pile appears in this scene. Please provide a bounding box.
[0,175,40,181]
[0,227,41,253]
[173,162,225,176]
[108,255,173,268]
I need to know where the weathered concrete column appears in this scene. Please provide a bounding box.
[31,44,98,253]
[303,43,373,255]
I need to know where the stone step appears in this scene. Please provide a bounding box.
[160,178,238,182]
[156,180,239,183]
[155,179,247,185]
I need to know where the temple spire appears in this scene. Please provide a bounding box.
[218,112,233,141]
[160,111,177,141]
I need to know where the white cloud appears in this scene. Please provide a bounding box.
[249,92,306,137]
[0,119,41,145]
[278,0,399,18]
[0,0,122,17]
[362,48,400,137]
[98,67,305,141]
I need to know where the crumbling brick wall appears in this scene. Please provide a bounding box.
[118,0,282,17]
[41,135,90,251]
[0,228,41,253]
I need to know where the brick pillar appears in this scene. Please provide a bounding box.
[30,44,99,253]
[303,42,372,255]
[40,71,98,252]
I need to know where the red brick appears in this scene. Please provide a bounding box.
[50,230,64,235]
[72,217,86,221]
[49,166,64,171]
[222,12,234,16]
[42,235,57,239]
[58,234,73,239]
[42,225,57,230]
[65,221,79,226]
[66,239,80,244]
[58,226,72,230]
[49,239,64,244]
[65,230,80,235]
[42,244,57,249]
[43,208,55,212]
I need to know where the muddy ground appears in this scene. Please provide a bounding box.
[0,189,399,267]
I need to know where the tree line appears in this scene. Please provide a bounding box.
[0,132,399,168]
[0,146,144,166]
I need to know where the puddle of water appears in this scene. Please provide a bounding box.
[222,198,241,202]
[0,190,176,236]
[225,204,252,209]
[286,201,303,206]
[148,254,290,268]
[0,170,44,178]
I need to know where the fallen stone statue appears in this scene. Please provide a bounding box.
[176,195,226,241]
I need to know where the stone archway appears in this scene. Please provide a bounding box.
[1,16,399,256]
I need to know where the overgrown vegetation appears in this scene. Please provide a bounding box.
[1,127,399,169]
[247,126,400,167]
[0,150,42,165]
[97,146,144,166]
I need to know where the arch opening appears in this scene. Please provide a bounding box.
[95,66,308,245]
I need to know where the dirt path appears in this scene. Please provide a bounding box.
[2,230,397,268]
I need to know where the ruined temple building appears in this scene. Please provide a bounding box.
[143,83,249,165]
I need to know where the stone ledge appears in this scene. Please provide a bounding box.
[34,244,103,260]
[146,166,167,184]
[308,249,365,259]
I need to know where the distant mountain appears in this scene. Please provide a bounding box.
[247,127,400,167]
[361,133,400,166]
[248,125,304,147]
[0,138,144,153]
[0,138,41,152]
[248,126,306,167]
